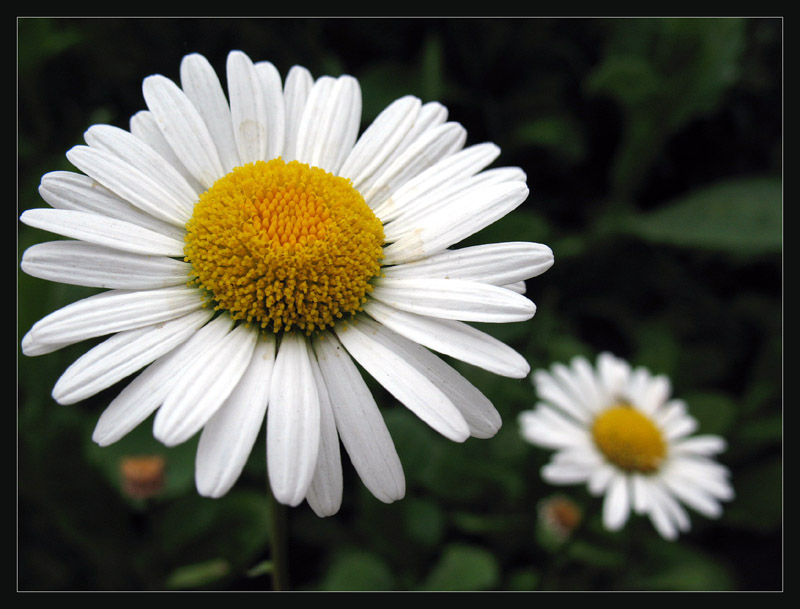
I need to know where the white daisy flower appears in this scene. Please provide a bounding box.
[518,353,734,540]
[20,50,553,517]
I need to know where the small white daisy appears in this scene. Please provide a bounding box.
[20,50,553,517]
[518,353,734,540]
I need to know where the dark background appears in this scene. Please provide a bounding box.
[17,17,782,591]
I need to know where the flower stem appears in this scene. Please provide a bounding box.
[267,486,290,591]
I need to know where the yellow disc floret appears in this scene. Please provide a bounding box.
[591,403,666,473]
[184,158,384,334]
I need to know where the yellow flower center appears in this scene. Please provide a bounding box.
[591,403,666,473]
[184,158,384,334]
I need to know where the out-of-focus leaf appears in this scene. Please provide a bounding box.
[631,539,736,591]
[515,115,587,163]
[165,558,230,590]
[319,549,396,591]
[403,497,445,547]
[724,458,782,533]
[567,540,625,568]
[682,391,737,436]
[620,177,782,255]
[507,567,541,591]
[420,544,500,591]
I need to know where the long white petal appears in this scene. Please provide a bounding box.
[335,319,470,442]
[373,142,503,223]
[21,286,203,356]
[381,181,529,265]
[195,335,276,498]
[21,241,190,290]
[91,315,233,446]
[154,323,258,446]
[361,122,466,210]
[281,65,314,162]
[304,350,344,517]
[312,333,405,504]
[518,406,589,450]
[267,333,321,506]
[180,53,241,173]
[52,309,213,405]
[83,124,198,211]
[602,474,631,531]
[295,75,361,174]
[227,50,268,164]
[66,145,192,227]
[142,74,225,188]
[363,300,528,378]
[20,209,185,257]
[370,277,536,323]
[38,171,185,241]
[355,100,448,196]
[255,60,286,161]
[339,95,421,188]
[382,242,554,286]
[356,318,501,439]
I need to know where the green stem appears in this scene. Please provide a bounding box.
[268,486,290,591]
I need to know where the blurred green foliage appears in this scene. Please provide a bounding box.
[17,17,781,591]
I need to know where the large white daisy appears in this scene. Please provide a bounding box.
[518,353,734,540]
[20,50,553,517]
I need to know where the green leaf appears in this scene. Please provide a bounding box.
[165,558,230,590]
[682,391,737,436]
[621,177,782,255]
[420,544,500,591]
[515,115,586,163]
[319,550,396,591]
[723,458,782,533]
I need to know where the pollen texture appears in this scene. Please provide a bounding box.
[184,158,384,334]
[591,404,666,473]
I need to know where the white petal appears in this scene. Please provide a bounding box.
[373,142,501,223]
[568,356,606,415]
[670,435,727,457]
[639,374,671,415]
[335,319,470,442]
[361,122,466,210]
[281,65,314,162]
[533,369,594,424]
[195,335,276,498]
[20,209,185,257]
[304,351,344,517]
[52,309,213,405]
[255,60,286,160]
[66,145,192,227]
[382,242,554,286]
[518,406,589,450]
[660,468,725,519]
[363,300,529,378]
[596,352,631,402]
[142,74,225,188]
[267,333,321,506]
[587,462,617,496]
[130,110,206,194]
[180,53,241,173]
[38,171,185,241]
[355,100,448,196]
[381,181,529,265]
[370,277,536,323]
[648,478,692,535]
[22,286,203,356]
[91,315,233,446]
[630,473,651,514]
[550,361,600,417]
[312,333,405,504]
[382,167,526,242]
[541,459,593,485]
[339,95,421,188]
[602,474,631,531]
[227,50,268,164]
[295,75,361,174]
[21,241,190,290]
[83,124,198,211]
[354,317,501,439]
[154,323,258,446]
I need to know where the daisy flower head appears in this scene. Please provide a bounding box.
[20,50,554,517]
[518,353,734,540]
